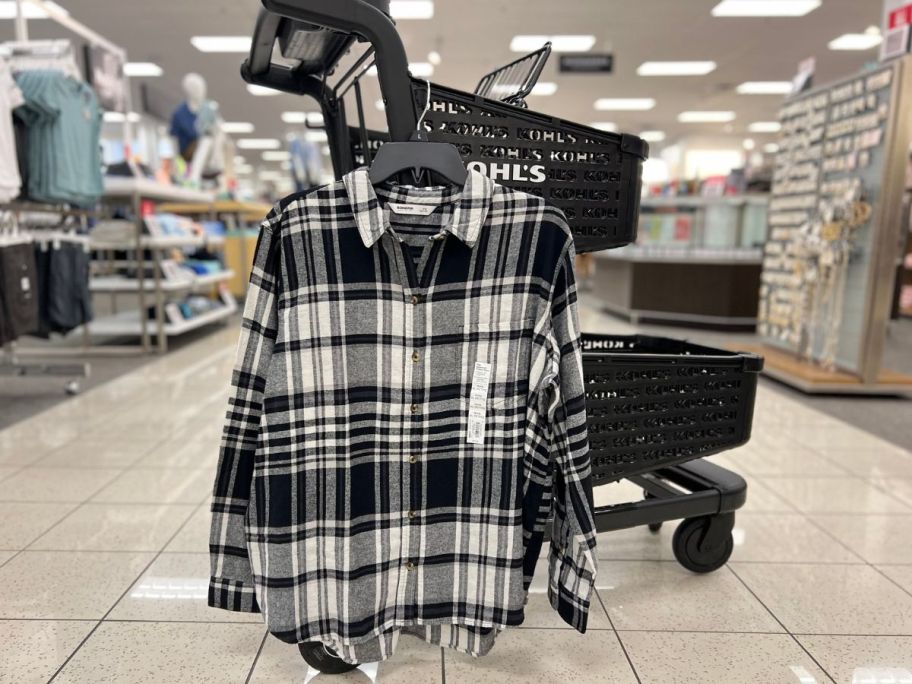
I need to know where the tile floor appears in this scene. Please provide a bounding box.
[1,307,911,684]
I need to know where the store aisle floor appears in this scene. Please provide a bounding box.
[1,306,911,683]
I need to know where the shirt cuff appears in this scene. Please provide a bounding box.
[208,577,261,613]
[547,541,595,633]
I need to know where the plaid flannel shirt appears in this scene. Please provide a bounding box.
[209,167,597,661]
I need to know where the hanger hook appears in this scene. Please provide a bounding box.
[415,79,431,139]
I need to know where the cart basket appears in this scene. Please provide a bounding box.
[581,334,763,483]
[410,81,648,253]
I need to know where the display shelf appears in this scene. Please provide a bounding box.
[640,195,770,209]
[157,199,272,218]
[85,303,237,338]
[103,177,215,203]
[90,234,226,250]
[90,270,234,293]
[736,344,912,396]
[595,247,763,265]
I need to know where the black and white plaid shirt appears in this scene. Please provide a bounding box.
[209,167,597,662]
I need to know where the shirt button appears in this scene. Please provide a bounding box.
[411,351,420,363]
[408,510,417,518]
[408,455,418,464]
[406,561,415,570]
[410,295,419,305]
[410,403,419,414]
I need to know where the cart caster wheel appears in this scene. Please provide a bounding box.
[64,381,80,396]
[298,641,359,675]
[643,491,663,533]
[672,516,734,574]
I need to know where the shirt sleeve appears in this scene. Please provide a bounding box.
[544,238,598,632]
[208,207,282,613]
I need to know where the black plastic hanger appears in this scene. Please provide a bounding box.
[368,80,468,187]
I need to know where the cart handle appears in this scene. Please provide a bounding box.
[253,0,417,142]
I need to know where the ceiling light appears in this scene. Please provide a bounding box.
[408,62,434,77]
[281,161,292,170]
[247,84,279,96]
[736,81,793,94]
[237,138,280,150]
[748,121,782,133]
[743,138,756,150]
[235,165,253,174]
[678,110,736,123]
[234,155,246,163]
[281,111,307,124]
[191,36,251,53]
[764,143,780,153]
[711,0,821,17]
[375,99,386,110]
[511,35,596,53]
[594,98,656,111]
[637,61,716,76]
[640,130,666,142]
[305,130,328,142]
[262,151,290,161]
[590,122,617,132]
[828,27,883,51]
[123,62,163,77]
[428,50,442,65]
[221,122,255,134]
[307,113,324,126]
[530,82,558,96]
[389,1,434,20]
[0,1,68,19]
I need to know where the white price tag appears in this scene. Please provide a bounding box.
[467,362,491,445]
[20,276,30,292]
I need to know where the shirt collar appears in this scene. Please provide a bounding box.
[342,166,494,249]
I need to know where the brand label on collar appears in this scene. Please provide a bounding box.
[389,202,437,216]
[467,361,491,446]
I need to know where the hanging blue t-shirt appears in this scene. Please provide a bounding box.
[169,101,198,156]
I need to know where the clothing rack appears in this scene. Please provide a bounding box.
[0,206,91,393]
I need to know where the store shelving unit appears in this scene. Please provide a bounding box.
[156,200,272,297]
[591,195,769,329]
[88,178,235,353]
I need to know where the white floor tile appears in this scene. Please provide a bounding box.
[0,550,154,619]
[797,635,912,684]
[874,478,912,508]
[731,513,862,564]
[809,514,912,564]
[0,467,123,503]
[728,445,851,477]
[29,503,195,552]
[250,632,442,683]
[444,628,637,684]
[0,619,94,684]
[820,448,912,480]
[740,476,796,513]
[109,552,262,623]
[758,477,911,514]
[54,621,264,684]
[732,563,912,635]
[620,631,830,684]
[163,504,211,553]
[0,502,77,549]
[36,436,162,469]
[878,565,912,595]
[599,562,781,633]
[91,468,212,505]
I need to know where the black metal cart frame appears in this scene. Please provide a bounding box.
[240,2,756,670]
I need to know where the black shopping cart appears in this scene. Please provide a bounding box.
[240,0,762,673]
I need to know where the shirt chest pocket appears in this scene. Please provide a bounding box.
[456,318,535,410]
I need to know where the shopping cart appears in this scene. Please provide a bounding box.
[240,0,762,672]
